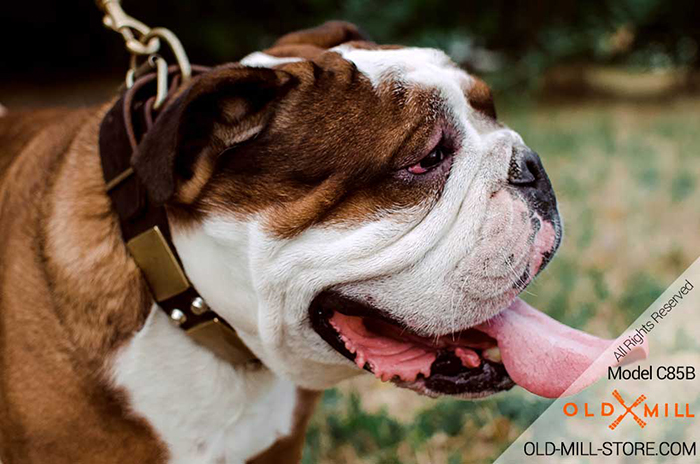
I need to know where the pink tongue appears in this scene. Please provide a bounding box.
[329,298,649,398]
[477,298,647,398]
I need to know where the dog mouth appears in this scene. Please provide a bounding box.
[310,291,514,398]
[310,290,643,399]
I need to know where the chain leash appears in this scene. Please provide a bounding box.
[95,0,192,109]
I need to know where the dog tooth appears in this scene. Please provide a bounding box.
[483,347,502,363]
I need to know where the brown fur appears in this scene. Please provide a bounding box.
[163,52,449,239]
[467,77,497,119]
[274,20,367,50]
[0,107,167,463]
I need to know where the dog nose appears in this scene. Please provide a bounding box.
[506,146,559,223]
[508,148,544,186]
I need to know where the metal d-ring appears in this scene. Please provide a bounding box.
[143,28,192,84]
[150,55,170,109]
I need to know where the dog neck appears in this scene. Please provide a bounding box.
[39,104,313,463]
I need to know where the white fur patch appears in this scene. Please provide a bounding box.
[112,307,297,464]
[332,46,459,87]
[240,52,302,68]
[0,104,7,117]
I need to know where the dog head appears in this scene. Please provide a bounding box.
[135,22,565,398]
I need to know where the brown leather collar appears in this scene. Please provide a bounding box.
[99,66,259,366]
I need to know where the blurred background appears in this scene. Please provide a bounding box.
[2,1,699,463]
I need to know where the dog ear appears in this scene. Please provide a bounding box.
[132,65,294,205]
[273,21,369,50]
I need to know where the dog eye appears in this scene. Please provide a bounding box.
[407,147,446,175]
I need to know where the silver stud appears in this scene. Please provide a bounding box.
[170,308,187,325]
[190,297,208,315]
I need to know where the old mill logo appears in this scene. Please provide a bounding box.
[563,390,694,429]
[609,390,646,430]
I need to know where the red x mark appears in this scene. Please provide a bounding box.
[609,390,647,430]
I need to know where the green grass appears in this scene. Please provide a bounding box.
[303,389,552,464]
[304,96,700,463]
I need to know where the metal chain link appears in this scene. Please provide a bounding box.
[95,0,192,109]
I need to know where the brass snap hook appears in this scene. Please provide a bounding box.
[96,0,192,102]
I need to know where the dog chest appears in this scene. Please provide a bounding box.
[112,308,298,464]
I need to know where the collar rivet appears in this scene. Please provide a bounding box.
[191,297,208,315]
[170,308,187,325]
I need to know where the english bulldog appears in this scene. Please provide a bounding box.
[0,21,616,464]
